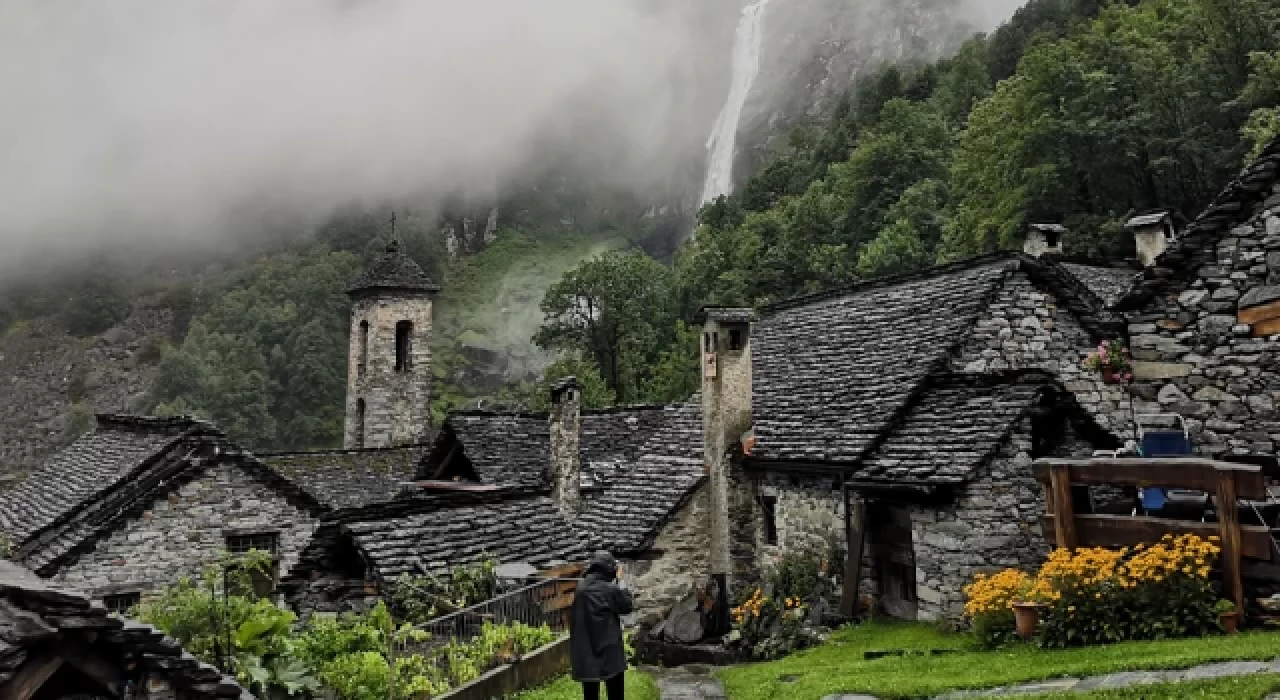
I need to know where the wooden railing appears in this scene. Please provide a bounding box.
[1032,458,1272,616]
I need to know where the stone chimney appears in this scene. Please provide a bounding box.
[1126,211,1178,267]
[698,307,757,586]
[548,376,583,516]
[1023,223,1068,258]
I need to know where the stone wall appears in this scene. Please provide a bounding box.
[344,294,434,449]
[623,484,710,621]
[950,271,1132,437]
[1126,198,1280,457]
[54,461,320,598]
[911,418,1048,622]
[756,473,844,568]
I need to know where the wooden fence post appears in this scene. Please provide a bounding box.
[1049,464,1077,550]
[1216,470,1245,619]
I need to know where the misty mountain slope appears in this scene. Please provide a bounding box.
[431,230,627,419]
[0,304,172,483]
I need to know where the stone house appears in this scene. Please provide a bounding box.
[0,560,252,699]
[697,253,1128,621]
[284,387,709,620]
[0,415,327,606]
[1117,137,1280,462]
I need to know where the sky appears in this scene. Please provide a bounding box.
[0,0,1024,275]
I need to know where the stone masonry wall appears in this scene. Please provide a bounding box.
[951,272,1132,437]
[911,418,1047,622]
[344,294,434,449]
[623,484,710,621]
[1126,197,1280,458]
[54,461,320,598]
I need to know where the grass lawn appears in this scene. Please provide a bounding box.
[513,671,659,700]
[1048,674,1280,698]
[718,620,1280,700]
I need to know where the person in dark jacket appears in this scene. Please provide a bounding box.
[570,550,634,700]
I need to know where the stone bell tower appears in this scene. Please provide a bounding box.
[344,227,439,449]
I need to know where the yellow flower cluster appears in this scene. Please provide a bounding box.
[1122,534,1219,586]
[1038,546,1124,592]
[963,534,1222,620]
[732,588,766,626]
[963,568,1030,617]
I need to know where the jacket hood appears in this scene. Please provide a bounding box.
[585,550,617,580]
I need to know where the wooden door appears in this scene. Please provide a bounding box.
[870,504,917,619]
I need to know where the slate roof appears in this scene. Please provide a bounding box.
[323,490,589,581]
[260,445,430,510]
[854,375,1048,485]
[750,257,1018,464]
[348,239,440,295]
[419,411,551,488]
[577,398,705,554]
[579,405,672,484]
[0,415,326,576]
[1060,263,1139,308]
[0,560,251,698]
[0,415,210,545]
[1118,134,1280,310]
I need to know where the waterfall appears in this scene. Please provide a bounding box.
[699,0,771,206]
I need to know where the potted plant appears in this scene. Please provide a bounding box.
[1083,339,1134,385]
[1217,599,1240,634]
[1011,580,1046,640]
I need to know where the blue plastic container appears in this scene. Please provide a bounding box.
[1141,430,1192,457]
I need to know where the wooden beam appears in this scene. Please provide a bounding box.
[1253,317,1280,338]
[1033,459,1265,500]
[1238,298,1280,325]
[0,653,63,700]
[1049,464,1077,550]
[1038,515,1272,560]
[840,491,867,617]
[1217,471,1246,618]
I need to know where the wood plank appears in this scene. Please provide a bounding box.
[1253,317,1280,338]
[841,493,867,617]
[1217,471,1245,617]
[1033,459,1265,500]
[1238,298,1280,325]
[0,654,63,700]
[1038,515,1273,560]
[1049,464,1078,550]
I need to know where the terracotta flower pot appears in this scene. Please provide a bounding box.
[1221,611,1240,634]
[1012,602,1043,640]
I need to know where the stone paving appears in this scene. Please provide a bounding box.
[643,664,727,700]
[817,657,1280,699]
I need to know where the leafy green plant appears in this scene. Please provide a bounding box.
[136,551,320,698]
[387,558,499,623]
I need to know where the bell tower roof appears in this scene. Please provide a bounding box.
[347,238,440,297]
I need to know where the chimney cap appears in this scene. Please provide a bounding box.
[1027,223,1069,235]
[1125,210,1175,230]
[551,376,583,393]
[696,306,759,324]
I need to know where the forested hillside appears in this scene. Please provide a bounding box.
[532,0,1280,409]
[1,0,1277,462]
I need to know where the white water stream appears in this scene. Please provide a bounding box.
[699,0,771,206]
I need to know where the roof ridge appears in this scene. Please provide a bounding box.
[257,443,432,458]
[447,409,549,420]
[94,413,222,437]
[760,252,1019,314]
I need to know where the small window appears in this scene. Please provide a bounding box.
[226,533,280,598]
[1045,231,1061,248]
[762,496,778,546]
[358,320,370,377]
[395,320,413,372]
[728,328,744,351]
[103,592,140,614]
[703,333,711,353]
[355,398,366,449]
